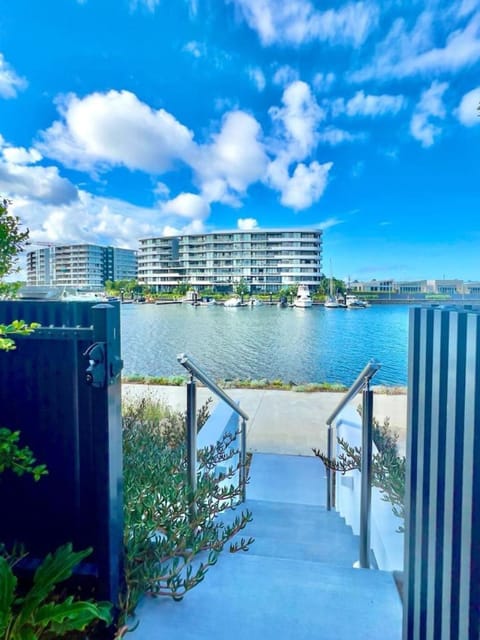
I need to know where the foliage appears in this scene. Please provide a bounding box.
[313,416,405,531]
[0,198,29,280]
[278,285,297,299]
[314,275,346,297]
[122,374,187,386]
[172,283,189,297]
[0,282,23,300]
[0,320,40,352]
[121,396,253,620]
[0,544,112,640]
[234,278,249,299]
[0,428,48,481]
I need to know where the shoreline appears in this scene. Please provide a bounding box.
[122,377,407,395]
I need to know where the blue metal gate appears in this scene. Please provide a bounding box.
[0,300,123,610]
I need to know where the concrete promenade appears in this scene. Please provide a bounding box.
[123,384,408,456]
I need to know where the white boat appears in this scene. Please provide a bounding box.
[324,263,340,308]
[197,297,216,306]
[248,297,263,306]
[324,296,340,308]
[223,296,242,307]
[345,294,368,309]
[181,289,200,304]
[293,285,313,308]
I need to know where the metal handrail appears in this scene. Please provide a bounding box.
[326,359,381,426]
[177,353,249,508]
[177,353,249,421]
[325,358,381,570]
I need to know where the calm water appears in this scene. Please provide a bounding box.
[120,303,409,386]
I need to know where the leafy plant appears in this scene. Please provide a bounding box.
[0,198,29,279]
[314,416,406,531]
[121,397,253,620]
[0,319,40,352]
[0,544,112,640]
[0,428,48,480]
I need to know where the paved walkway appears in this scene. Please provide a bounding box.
[123,384,408,456]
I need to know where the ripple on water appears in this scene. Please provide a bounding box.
[120,303,409,386]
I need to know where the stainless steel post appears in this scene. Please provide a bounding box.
[186,376,197,519]
[240,418,247,503]
[327,425,334,510]
[359,381,373,569]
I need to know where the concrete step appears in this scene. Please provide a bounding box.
[129,551,402,640]
[222,499,350,535]
[247,453,327,506]
[223,499,359,567]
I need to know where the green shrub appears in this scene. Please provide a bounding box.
[121,397,253,619]
[0,545,112,640]
[313,416,405,530]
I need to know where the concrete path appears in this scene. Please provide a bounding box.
[123,384,408,456]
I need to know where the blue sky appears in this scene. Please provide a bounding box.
[0,0,479,281]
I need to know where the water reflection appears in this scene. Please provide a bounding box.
[120,303,409,386]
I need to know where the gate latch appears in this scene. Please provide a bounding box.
[83,342,106,388]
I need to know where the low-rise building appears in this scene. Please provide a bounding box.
[138,229,323,292]
[26,244,137,289]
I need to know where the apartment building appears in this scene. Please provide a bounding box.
[26,244,137,289]
[138,229,323,292]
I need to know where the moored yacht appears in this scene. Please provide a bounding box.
[345,294,368,309]
[324,296,340,308]
[293,285,313,308]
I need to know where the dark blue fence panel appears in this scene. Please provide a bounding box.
[0,300,123,612]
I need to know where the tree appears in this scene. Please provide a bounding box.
[234,278,249,301]
[0,198,29,280]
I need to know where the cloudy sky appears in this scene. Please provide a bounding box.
[0,0,479,281]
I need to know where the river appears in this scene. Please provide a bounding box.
[120,303,409,386]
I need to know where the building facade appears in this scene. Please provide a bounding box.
[26,244,137,289]
[138,229,323,292]
[349,278,470,295]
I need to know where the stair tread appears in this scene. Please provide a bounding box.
[131,553,401,640]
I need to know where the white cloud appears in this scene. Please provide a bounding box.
[183,41,205,58]
[0,53,27,99]
[38,90,194,173]
[269,81,325,159]
[0,138,78,205]
[456,86,480,126]
[280,161,332,210]
[2,146,42,165]
[237,217,258,230]
[352,10,480,81]
[410,81,448,147]
[318,217,343,230]
[161,192,210,219]
[247,66,266,91]
[272,65,299,87]
[154,181,170,198]
[129,0,161,12]
[193,110,269,205]
[343,90,406,116]
[318,127,357,145]
[10,191,161,248]
[458,0,480,18]
[230,0,379,47]
[266,81,333,209]
[312,72,335,93]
